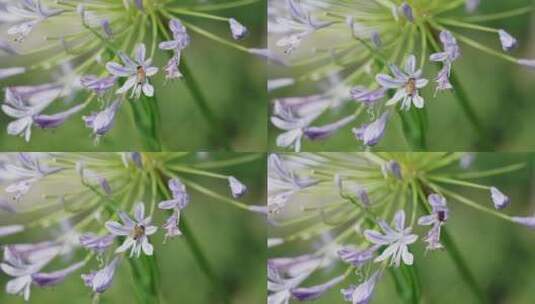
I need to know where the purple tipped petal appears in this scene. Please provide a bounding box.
[0,225,24,237]
[83,257,120,293]
[352,113,389,146]
[401,2,414,22]
[304,115,356,140]
[228,176,247,198]
[32,261,85,287]
[490,187,510,209]
[498,30,518,52]
[34,103,86,129]
[229,18,248,40]
[79,233,115,254]
[512,216,535,229]
[292,275,344,301]
[350,87,385,104]
[341,271,381,304]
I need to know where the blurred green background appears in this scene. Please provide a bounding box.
[268,0,535,152]
[269,153,535,303]
[0,152,266,304]
[0,0,267,151]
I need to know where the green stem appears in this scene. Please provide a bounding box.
[181,218,231,304]
[180,60,232,150]
[398,109,427,151]
[129,98,163,151]
[442,230,487,304]
[448,71,491,149]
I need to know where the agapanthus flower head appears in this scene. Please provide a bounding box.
[269,0,535,150]
[0,0,254,143]
[268,153,534,303]
[0,152,262,301]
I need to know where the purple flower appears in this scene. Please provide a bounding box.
[228,176,247,198]
[159,178,189,241]
[162,213,182,242]
[82,257,120,293]
[158,178,190,210]
[79,233,115,254]
[105,202,157,257]
[338,245,379,267]
[292,275,345,301]
[511,215,535,229]
[518,59,535,68]
[267,261,311,304]
[271,100,325,152]
[498,29,518,52]
[304,115,356,140]
[400,2,414,22]
[364,210,417,266]
[430,31,460,93]
[383,160,402,179]
[83,100,121,136]
[159,19,190,51]
[229,18,248,40]
[465,0,480,13]
[4,153,60,200]
[1,246,82,301]
[100,19,113,38]
[377,55,428,110]
[106,44,158,98]
[417,194,449,250]
[350,86,385,105]
[341,271,381,304]
[80,75,116,95]
[352,112,389,146]
[459,153,475,169]
[2,84,62,142]
[5,0,63,42]
[159,19,190,81]
[490,187,510,209]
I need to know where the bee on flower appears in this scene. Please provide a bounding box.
[268,0,535,151]
[0,0,257,145]
[0,152,263,301]
[267,152,535,303]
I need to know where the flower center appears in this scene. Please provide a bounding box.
[133,224,145,240]
[405,78,417,96]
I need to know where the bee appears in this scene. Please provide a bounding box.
[437,210,447,222]
[136,65,146,86]
[405,78,417,96]
[132,224,145,240]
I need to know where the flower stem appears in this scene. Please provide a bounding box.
[448,71,492,149]
[398,109,427,151]
[180,217,232,304]
[442,229,488,304]
[129,97,163,151]
[180,60,232,150]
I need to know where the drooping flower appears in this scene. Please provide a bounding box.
[81,257,120,294]
[352,112,389,146]
[377,55,429,110]
[338,245,379,267]
[350,87,386,105]
[82,100,121,137]
[106,44,158,98]
[304,115,356,141]
[105,202,158,257]
[364,210,418,266]
[159,19,190,81]
[341,271,381,304]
